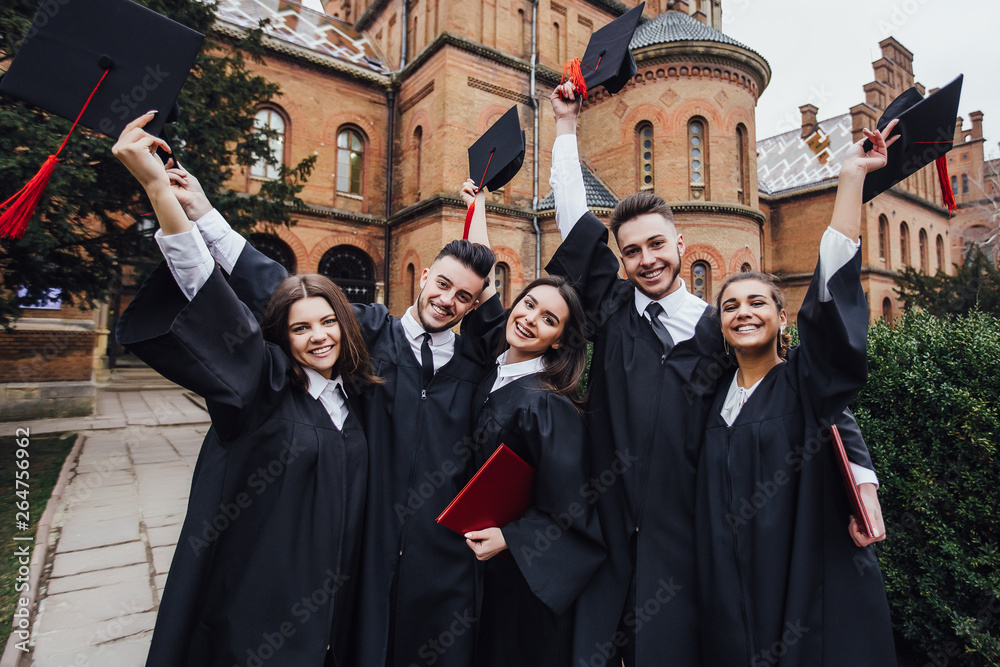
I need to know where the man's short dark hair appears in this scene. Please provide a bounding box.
[434,240,496,290]
[610,191,676,239]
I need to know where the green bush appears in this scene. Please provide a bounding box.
[851,310,1000,666]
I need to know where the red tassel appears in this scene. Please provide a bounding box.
[0,155,59,240]
[935,155,957,214]
[462,201,475,240]
[561,58,589,100]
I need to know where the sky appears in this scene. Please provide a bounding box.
[300,0,998,154]
[721,0,997,151]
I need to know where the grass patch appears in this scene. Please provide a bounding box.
[0,432,78,650]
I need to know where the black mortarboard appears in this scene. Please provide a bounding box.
[580,2,644,96]
[467,105,526,192]
[862,75,963,203]
[0,0,204,139]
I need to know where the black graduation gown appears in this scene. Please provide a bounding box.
[348,296,505,667]
[470,370,606,667]
[545,212,728,667]
[695,249,896,666]
[116,263,367,667]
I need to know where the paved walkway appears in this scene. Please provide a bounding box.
[4,380,211,667]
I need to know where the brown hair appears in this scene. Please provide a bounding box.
[500,275,589,408]
[609,191,676,240]
[715,271,791,359]
[261,274,381,393]
[433,239,497,291]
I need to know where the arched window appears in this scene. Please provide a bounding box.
[249,234,296,274]
[318,245,376,303]
[688,118,708,200]
[740,262,752,273]
[936,234,945,271]
[406,263,416,303]
[636,122,654,190]
[962,173,969,194]
[736,124,749,205]
[951,174,958,195]
[251,108,286,180]
[337,128,365,196]
[878,214,890,267]
[882,297,892,321]
[692,261,710,301]
[900,222,911,266]
[553,22,562,63]
[517,9,527,58]
[494,262,510,307]
[919,228,929,273]
[413,126,423,199]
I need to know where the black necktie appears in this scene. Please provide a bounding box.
[420,333,435,388]
[645,302,674,355]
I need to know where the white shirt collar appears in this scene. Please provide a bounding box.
[633,278,696,319]
[401,306,455,347]
[495,349,546,380]
[303,367,347,400]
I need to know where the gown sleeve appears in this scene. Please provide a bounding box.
[795,239,869,421]
[116,263,291,442]
[544,212,626,340]
[224,242,288,325]
[501,393,606,616]
[459,293,508,362]
[835,407,874,472]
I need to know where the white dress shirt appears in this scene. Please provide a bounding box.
[635,279,709,347]
[490,349,545,393]
[400,307,456,373]
[303,368,350,430]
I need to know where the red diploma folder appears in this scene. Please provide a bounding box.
[436,444,535,535]
[831,424,876,537]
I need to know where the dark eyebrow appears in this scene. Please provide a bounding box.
[543,310,561,324]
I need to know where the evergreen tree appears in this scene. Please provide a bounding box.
[894,245,1000,318]
[0,0,315,325]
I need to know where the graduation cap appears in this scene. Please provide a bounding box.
[563,2,644,98]
[463,105,525,239]
[862,75,963,210]
[0,0,204,239]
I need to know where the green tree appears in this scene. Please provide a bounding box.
[0,0,315,325]
[895,246,1000,318]
[852,310,1000,666]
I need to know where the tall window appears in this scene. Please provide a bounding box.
[637,122,654,190]
[553,22,561,63]
[900,222,911,266]
[919,228,929,273]
[249,234,296,273]
[692,261,710,301]
[688,118,708,200]
[406,263,416,303]
[251,108,286,180]
[962,173,969,194]
[318,245,375,303]
[494,262,510,307]
[736,124,749,205]
[936,234,945,271]
[951,174,958,195]
[518,9,527,57]
[882,297,892,321]
[878,214,890,267]
[413,126,423,198]
[337,128,365,195]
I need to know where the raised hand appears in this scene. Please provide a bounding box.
[842,118,900,177]
[460,178,481,208]
[551,81,582,136]
[165,159,212,221]
[111,112,172,191]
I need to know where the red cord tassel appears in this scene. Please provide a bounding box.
[934,155,957,214]
[462,201,476,240]
[561,58,588,100]
[0,156,59,240]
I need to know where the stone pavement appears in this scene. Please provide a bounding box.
[4,380,211,667]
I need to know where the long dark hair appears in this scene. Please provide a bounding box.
[715,271,791,360]
[261,274,381,393]
[500,275,589,407]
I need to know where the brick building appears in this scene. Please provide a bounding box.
[2,0,994,419]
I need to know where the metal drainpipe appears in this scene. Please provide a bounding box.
[530,0,541,279]
[384,88,396,306]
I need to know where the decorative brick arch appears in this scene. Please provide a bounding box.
[404,110,432,146]
[620,105,670,144]
[307,235,384,278]
[682,243,725,301]
[722,108,756,135]
[491,245,525,284]
[476,105,516,133]
[252,223,310,271]
[669,101,723,136]
[398,248,423,284]
[323,114,383,157]
[727,247,757,277]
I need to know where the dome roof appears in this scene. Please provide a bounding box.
[630,10,759,57]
